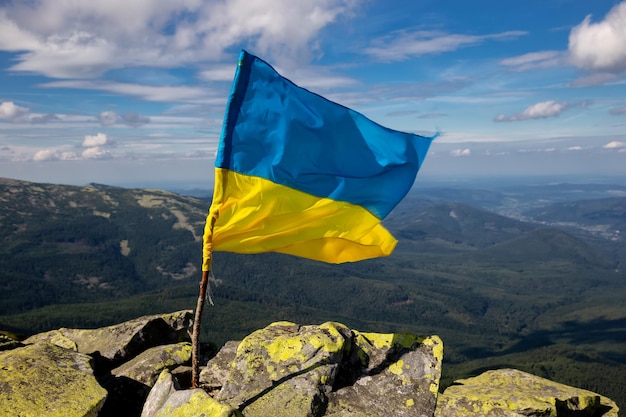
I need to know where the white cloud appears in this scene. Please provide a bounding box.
[197,66,238,82]
[568,146,584,151]
[82,146,110,159]
[495,100,569,122]
[32,149,58,161]
[450,148,471,156]
[570,72,619,87]
[0,0,356,79]
[32,148,79,161]
[364,30,526,62]
[40,80,217,103]
[569,1,626,73]
[29,113,59,124]
[98,111,117,126]
[499,50,564,71]
[0,101,29,121]
[603,141,626,149]
[83,133,108,147]
[283,67,360,90]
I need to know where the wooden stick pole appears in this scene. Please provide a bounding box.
[191,269,210,388]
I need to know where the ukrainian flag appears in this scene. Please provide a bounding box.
[203,50,435,268]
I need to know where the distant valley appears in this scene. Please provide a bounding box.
[1,176,625,408]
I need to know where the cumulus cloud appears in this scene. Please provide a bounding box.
[0,0,355,79]
[32,149,58,162]
[364,29,526,61]
[0,101,29,121]
[32,149,78,161]
[450,148,471,156]
[82,133,109,147]
[569,1,626,73]
[495,100,569,122]
[603,141,626,149]
[82,146,110,159]
[31,134,112,162]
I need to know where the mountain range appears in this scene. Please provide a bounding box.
[1,176,625,408]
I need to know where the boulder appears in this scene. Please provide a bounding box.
[325,331,443,417]
[142,369,242,417]
[216,321,351,416]
[8,313,619,417]
[111,342,193,387]
[193,321,443,417]
[434,368,619,417]
[97,342,193,416]
[0,342,108,417]
[24,310,193,372]
[200,340,241,393]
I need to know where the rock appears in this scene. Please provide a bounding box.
[325,331,443,417]
[142,369,242,417]
[0,331,22,351]
[194,321,443,417]
[24,310,193,372]
[0,342,108,417]
[111,342,193,386]
[6,314,620,416]
[434,368,619,417]
[215,321,351,416]
[199,340,241,393]
[98,342,192,417]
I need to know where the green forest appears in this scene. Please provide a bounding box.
[1,178,625,408]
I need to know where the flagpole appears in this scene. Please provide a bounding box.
[191,269,209,388]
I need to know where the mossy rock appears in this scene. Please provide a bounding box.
[142,370,242,417]
[112,342,192,387]
[216,321,351,412]
[0,342,107,417]
[435,368,619,417]
[24,310,192,372]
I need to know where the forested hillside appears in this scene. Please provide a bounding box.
[1,177,625,407]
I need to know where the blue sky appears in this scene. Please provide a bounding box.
[1,0,626,190]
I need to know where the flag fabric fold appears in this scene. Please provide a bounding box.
[203,50,435,269]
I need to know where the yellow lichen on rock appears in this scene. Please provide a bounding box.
[156,390,240,417]
[435,368,619,417]
[0,343,107,417]
[311,322,349,353]
[265,335,305,363]
[356,331,394,349]
[389,359,405,375]
[356,331,423,350]
[422,335,444,363]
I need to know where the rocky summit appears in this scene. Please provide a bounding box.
[0,311,619,417]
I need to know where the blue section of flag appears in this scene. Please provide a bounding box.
[216,50,434,220]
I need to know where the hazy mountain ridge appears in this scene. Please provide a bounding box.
[523,196,626,240]
[0,178,209,314]
[387,201,540,250]
[1,177,625,408]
